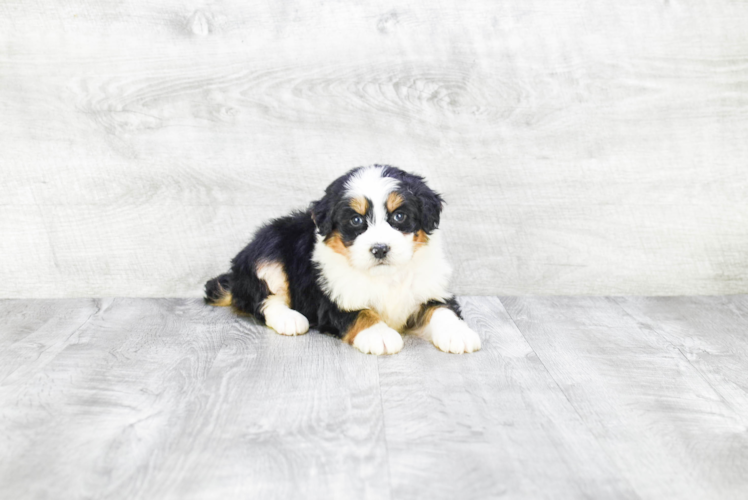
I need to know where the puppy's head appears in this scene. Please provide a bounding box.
[311,165,443,274]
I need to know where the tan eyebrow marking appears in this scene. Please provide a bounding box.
[350,197,369,215]
[386,192,404,212]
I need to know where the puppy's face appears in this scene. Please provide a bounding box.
[312,165,443,274]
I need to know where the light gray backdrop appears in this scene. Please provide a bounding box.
[2,0,747,298]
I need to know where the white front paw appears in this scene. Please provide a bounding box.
[265,305,310,336]
[430,309,481,354]
[353,322,404,355]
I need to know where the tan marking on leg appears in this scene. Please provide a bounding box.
[386,192,404,212]
[406,302,447,331]
[256,261,309,335]
[324,231,350,258]
[350,196,369,215]
[257,260,291,311]
[413,229,429,250]
[342,309,382,344]
[261,294,290,314]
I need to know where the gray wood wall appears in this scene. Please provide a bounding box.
[2,0,747,298]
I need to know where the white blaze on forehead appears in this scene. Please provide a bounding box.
[344,166,399,223]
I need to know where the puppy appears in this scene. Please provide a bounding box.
[205,165,481,355]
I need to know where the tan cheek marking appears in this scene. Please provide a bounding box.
[350,197,369,215]
[406,303,445,331]
[413,230,429,250]
[386,192,404,212]
[343,309,382,344]
[325,231,351,258]
[256,260,291,310]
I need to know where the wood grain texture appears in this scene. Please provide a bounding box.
[378,297,636,499]
[501,295,748,500]
[3,296,748,498]
[1,0,748,297]
[614,296,748,435]
[0,299,100,382]
[0,298,390,500]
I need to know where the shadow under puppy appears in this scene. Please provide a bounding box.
[205,165,481,355]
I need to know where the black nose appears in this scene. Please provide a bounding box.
[370,244,390,260]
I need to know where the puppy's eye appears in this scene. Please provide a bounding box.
[392,212,406,223]
[350,215,364,227]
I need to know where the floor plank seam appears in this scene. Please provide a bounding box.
[496,297,644,500]
[1,298,104,385]
[375,358,395,500]
[610,297,740,415]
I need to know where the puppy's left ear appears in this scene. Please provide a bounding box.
[419,188,444,234]
[310,196,334,237]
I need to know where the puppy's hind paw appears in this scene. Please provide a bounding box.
[265,306,310,336]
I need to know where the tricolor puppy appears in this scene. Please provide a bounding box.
[205,165,481,355]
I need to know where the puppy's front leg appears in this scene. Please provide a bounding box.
[411,299,481,354]
[342,309,403,355]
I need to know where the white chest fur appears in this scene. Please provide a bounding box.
[311,231,453,331]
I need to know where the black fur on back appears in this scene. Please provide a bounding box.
[208,209,358,337]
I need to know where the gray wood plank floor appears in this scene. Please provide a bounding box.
[1,296,746,500]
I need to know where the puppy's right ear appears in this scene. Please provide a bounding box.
[310,196,334,237]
